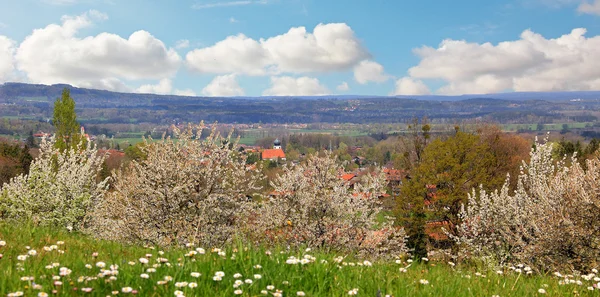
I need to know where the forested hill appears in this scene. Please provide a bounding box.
[1,82,599,124]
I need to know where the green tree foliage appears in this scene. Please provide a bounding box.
[397,126,531,256]
[53,88,83,152]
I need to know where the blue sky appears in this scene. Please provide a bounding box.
[0,0,599,97]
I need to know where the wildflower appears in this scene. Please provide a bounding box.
[234,290,243,295]
[139,258,149,264]
[146,268,156,273]
[189,282,198,288]
[538,288,546,294]
[245,279,253,284]
[399,268,407,273]
[174,290,184,296]
[261,290,268,295]
[395,259,402,264]
[81,288,92,292]
[196,248,206,254]
[122,287,133,293]
[56,241,64,245]
[157,281,168,285]
[96,262,106,268]
[191,272,201,278]
[215,271,225,277]
[421,257,429,262]
[213,276,222,281]
[28,250,37,256]
[254,264,262,269]
[297,292,306,296]
[363,260,372,266]
[164,276,173,281]
[348,288,359,295]
[254,274,262,279]
[53,281,62,286]
[140,274,149,279]
[419,279,429,285]
[175,282,188,288]
[407,259,413,263]
[267,285,275,290]
[38,293,48,297]
[17,255,27,261]
[85,264,92,269]
[234,273,243,278]
[496,270,503,275]
[0,240,5,246]
[448,261,455,266]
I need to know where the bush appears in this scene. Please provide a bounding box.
[454,137,600,271]
[88,123,262,247]
[252,152,406,257]
[0,137,108,230]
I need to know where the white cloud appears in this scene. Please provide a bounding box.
[405,28,600,94]
[15,10,181,91]
[202,74,245,96]
[0,22,7,29]
[229,17,239,23]
[185,23,369,76]
[392,77,431,95]
[0,35,15,82]
[175,39,190,49]
[136,78,173,95]
[263,76,330,96]
[192,0,267,9]
[578,0,600,15]
[336,81,349,91]
[186,34,271,76]
[353,60,389,84]
[174,89,197,96]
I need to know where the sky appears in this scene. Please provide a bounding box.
[0,0,600,97]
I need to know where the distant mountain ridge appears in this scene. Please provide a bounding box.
[2,82,600,102]
[1,82,599,124]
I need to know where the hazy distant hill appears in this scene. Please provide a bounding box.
[1,82,599,124]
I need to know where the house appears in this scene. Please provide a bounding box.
[261,138,286,161]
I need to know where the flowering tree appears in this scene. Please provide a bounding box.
[253,152,406,257]
[0,137,108,230]
[89,123,262,247]
[454,137,600,271]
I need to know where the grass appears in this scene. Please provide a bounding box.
[1,224,598,296]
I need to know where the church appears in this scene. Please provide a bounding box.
[261,138,286,161]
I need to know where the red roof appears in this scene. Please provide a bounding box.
[262,149,285,160]
[341,173,356,181]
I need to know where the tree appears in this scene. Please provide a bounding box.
[53,88,83,151]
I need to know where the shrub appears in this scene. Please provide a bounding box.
[454,137,600,271]
[88,123,262,247]
[252,152,406,257]
[0,137,108,230]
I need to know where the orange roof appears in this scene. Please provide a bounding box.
[341,173,356,181]
[262,148,286,160]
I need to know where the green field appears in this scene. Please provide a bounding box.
[1,224,597,296]
[502,122,594,132]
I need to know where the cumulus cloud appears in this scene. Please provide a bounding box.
[186,34,270,76]
[136,78,173,94]
[353,60,389,84]
[336,81,349,91]
[578,0,600,15]
[15,10,181,91]
[201,74,245,96]
[174,89,197,96]
[0,35,15,82]
[263,76,330,96]
[392,77,431,95]
[406,28,600,94]
[186,23,369,76]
